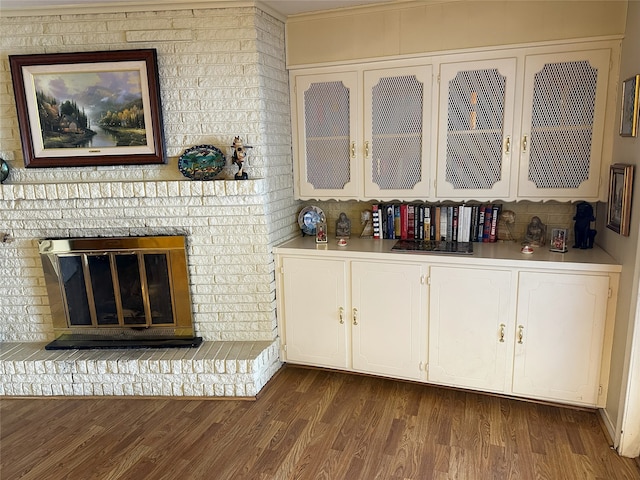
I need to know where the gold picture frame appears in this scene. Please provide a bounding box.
[620,74,639,137]
[606,164,634,236]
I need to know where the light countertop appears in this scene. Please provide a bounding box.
[274,236,622,273]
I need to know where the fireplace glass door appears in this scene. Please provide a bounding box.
[40,236,194,337]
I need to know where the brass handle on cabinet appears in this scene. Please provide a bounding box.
[499,323,506,343]
[364,141,370,158]
[504,136,511,155]
[517,325,524,344]
[339,307,344,324]
[353,308,358,325]
[350,141,356,158]
[522,135,528,153]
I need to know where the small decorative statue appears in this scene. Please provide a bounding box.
[573,201,597,249]
[336,212,351,238]
[523,216,547,247]
[360,210,373,238]
[232,136,248,180]
[496,210,516,242]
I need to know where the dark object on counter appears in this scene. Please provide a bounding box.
[392,240,473,255]
[573,202,596,249]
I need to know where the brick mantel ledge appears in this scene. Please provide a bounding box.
[0,179,267,202]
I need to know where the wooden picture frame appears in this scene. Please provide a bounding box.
[620,74,639,137]
[9,49,165,167]
[606,163,634,236]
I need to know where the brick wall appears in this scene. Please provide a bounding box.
[0,6,300,343]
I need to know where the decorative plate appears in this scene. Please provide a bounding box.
[298,206,325,236]
[178,145,226,180]
[0,159,8,184]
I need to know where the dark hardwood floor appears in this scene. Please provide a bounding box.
[1,365,639,479]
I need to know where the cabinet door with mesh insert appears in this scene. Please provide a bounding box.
[436,58,517,200]
[364,65,433,200]
[294,72,360,199]
[518,50,610,199]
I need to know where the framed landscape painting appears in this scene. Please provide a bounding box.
[9,49,165,167]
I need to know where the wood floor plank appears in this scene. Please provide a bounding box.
[1,365,639,480]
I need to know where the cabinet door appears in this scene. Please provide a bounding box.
[513,271,609,405]
[363,66,433,200]
[517,50,611,199]
[351,261,424,380]
[436,59,517,200]
[428,266,513,392]
[281,257,349,370]
[293,72,360,199]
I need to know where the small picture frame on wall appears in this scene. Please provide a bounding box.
[606,163,634,236]
[620,74,639,137]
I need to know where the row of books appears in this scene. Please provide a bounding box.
[371,203,502,243]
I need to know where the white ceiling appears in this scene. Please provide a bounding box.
[0,0,393,17]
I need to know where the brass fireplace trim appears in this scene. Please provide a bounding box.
[39,235,194,338]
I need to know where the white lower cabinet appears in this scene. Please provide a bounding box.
[279,256,425,381]
[351,261,424,380]
[275,245,617,407]
[280,257,348,370]
[427,266,514,393]
[512,271,610,405]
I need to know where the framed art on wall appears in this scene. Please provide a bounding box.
[620,74,639,137]
[9,49,165,167]
[606,163,634,236]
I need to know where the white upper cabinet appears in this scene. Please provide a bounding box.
[291,63,433,201]
[362,66,433,200]
[436,58,517,200]
[293,72,360,199]
[289,39,618,202]
[517,49,611,199]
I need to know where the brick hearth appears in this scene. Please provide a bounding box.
[0,340,280,397]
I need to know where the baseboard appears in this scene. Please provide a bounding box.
[598,407,617,447]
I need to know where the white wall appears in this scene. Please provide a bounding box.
[0,6,299,343]
[286,0,627,66]
[596,0,640,457]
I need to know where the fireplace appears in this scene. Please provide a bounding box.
[39,235,202,349]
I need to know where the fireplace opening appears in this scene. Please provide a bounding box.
[39,236,202,349]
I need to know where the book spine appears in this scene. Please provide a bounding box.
[446,207,453,241]
[483,204,493,242]
[424,206,431,242]
[477,205,486,242]
[394,204,401,239]
[459,205,469,242]
[470,205,478,243]
[407,204,415,240]
[372,204,380,239]
[490,204,500,242]
[452,206,459,242]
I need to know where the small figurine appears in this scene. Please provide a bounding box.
[336,212,351,238]
[496,210,516,242]
[232,136,249,180]
[360,210,373,238]
[573,201,596,249]
[523,216,547,247]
